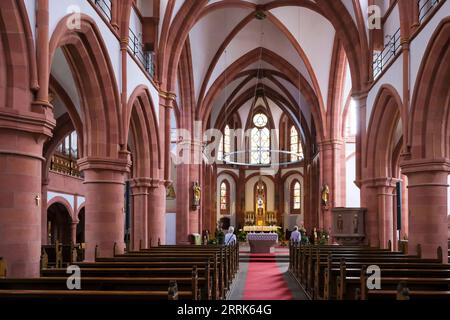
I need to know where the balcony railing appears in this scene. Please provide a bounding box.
[93,0,112,21]
[128,28,155,77]
[418,0,442,22]
[372,27,401,79]
[50,154,82,178]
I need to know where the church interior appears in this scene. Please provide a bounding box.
[0,0,450,303]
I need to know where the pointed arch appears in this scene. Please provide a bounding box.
[49,14,121,158]
[365,85,403,178]
[127,85,161,178]
[409,18,450,161]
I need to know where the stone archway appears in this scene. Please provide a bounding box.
[401,18,450,261]
[364,85,403,249]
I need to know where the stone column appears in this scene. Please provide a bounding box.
[402,160,449,262]
[318,139,344,234]
[41,177,49,245]
[375,179,396,249]
[147,180,166,246]
[0,127,51,277]
[71,221,78,245]
[130,178,150,250]
[78,157,130,261]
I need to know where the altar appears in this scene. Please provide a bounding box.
[247,233,278,253]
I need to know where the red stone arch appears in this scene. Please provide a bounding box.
[126,85,161,179]
[161,0,365,94]
[0,0,38,112]
[409,18,450,161]
[49,14,121,158]
[199,48,326,142]
[365,85,403,178]
[47,196,75,222]
[364,84,403,248]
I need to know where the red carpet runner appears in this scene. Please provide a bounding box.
[242,253,293,300]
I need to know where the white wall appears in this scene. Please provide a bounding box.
[165,212,176,245]
[410,1,450,104]
[283,173,304,230]
[345,143,361,207]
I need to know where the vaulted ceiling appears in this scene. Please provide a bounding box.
[163,0,369,142]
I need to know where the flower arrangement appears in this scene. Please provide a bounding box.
[316,229,330,245]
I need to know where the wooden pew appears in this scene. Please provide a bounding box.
[366,281,450,300]
[0,267,200,300]
[329,247,446,300]
[92,254,221,299]
[42,265,212,300]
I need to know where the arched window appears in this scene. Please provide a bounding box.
[290,126,303,162]
[218,125,231,162]
[250,113,271,164]
[220,180,230,215]
[57,131,78,159]
[291,180,301,214]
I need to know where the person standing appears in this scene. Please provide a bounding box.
[224,226,237,246]
[290,226,301,243]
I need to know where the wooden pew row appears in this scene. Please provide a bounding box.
[332,257,450,300]
[314,246,441,299]
[94,251,223,299]
[0,289,186,301]
[288,243,446,300]
[0,272,200,300]
[42,263,215,300]
[366,281,450,300]
[117,247,235,294]
[131,244,239,283]
[290,244,417,299]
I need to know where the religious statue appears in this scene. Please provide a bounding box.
[353,214,359,234]
[321,184,330,207]
[166,183,176,199]
[192,181,201,208]
[337,214,344,232]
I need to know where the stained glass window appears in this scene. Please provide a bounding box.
[251,113,271,164]
[218,125,231,162]
[290,126,302,162]
[292,180,301,211]
[220,181,229,214]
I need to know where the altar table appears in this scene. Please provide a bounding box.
[247,233,278,253]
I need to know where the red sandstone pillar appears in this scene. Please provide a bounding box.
[0,130,49,277]
[71,222,77,245]
[41,178,49,245]
[402,162,449,262]
[376,180,396,249]
[176,163,190,244]
[319,139,344,234]
[78,157,130,261]
[148,180,166,246]
[130,179,150,250]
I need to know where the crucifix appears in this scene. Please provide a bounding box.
[35,194,41,206]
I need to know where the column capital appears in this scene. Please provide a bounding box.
[400,158,450,175]
[360,177,400,189]
[0,108,55,139]
[351,90,369,101]
[77,157,131,173]
[318,139,344,150]
[159,90,177,100]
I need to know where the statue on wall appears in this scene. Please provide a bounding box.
[321,184,330,207]
[192,181,201,209]
[337,214,344,232]
[353,214,359,234]
[166,183,176,199]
